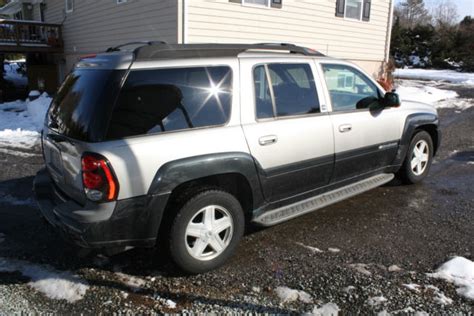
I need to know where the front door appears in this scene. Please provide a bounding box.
[319,63,400,182]
[240,59,334,202]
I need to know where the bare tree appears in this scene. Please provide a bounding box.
[395,0,432,28]
[431,0,459,26]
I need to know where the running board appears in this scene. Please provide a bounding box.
[252,173,395,226]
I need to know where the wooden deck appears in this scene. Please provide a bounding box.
[0,19,63,53]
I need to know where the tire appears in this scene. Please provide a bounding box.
[398,130,434,184]
[168,189,244,274]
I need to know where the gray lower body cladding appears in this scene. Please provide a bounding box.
[33,168,168,250]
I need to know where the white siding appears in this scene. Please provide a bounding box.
[44,0,179,71]
[186,0,392,73]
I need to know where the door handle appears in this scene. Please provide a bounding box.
[339,124,352,133]
[259,135,278,146]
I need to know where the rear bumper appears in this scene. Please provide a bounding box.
[33,168,169,252]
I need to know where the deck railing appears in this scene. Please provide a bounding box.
[0,19,63,52]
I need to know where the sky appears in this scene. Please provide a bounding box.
[395,0,474,20]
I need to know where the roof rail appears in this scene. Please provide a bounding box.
[105,41,168,52]
[132,43,325,60]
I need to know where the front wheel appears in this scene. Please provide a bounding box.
[398,131,434,184]
[169,189,244,274]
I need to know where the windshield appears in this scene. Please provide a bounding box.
[47,69,125,142]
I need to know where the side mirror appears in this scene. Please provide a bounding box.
[382,91,401,108]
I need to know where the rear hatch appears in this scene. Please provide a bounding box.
[43,59,127,204]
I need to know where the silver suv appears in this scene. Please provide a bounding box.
[34,43,440,273]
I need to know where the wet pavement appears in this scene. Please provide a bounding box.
[0,83,473,314]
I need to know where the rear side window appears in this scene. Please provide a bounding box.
[253,63,320,119]
[106,66,232,139]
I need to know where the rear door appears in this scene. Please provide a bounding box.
[43,68,125,203]
[317,62,400,182]
[240,58,334,202]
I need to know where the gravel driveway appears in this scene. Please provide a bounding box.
[0,81,473,314]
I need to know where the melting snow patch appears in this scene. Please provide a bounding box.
[349,263,372,276]
[0,257,88,302]
[388,265,403,272]
[343,285,356,293]
[366,295,387,307]
[328,248,340,253]
[403,283,421,293]
[0,93,51,150]
[311,302,340,315]
[275,286,312,303]
[165,299,177,309]
[115,272,147,292]
[427,256,474,300]
[296,242,323,253]
[394,68,474,85]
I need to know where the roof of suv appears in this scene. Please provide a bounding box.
[132,43,325,60]
[76,42,330,70]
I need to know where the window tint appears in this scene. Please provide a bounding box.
[106,66,232,139]
[47,69,125,142]
[321,64,379,112]
[253,63,320,119]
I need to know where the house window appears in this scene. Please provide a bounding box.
[117,0,127,3]
[345,0,362,20]
[231,0,282,8]
[65,0,74,13]
[243,0,270,6]
[336,0,371,21]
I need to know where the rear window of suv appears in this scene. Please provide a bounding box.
[47,69,125,142]
[105,66,232,140]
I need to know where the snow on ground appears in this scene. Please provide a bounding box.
[0,257,89,302]
[311,302,340,315]
[396,80,473,110]
[0,93,51,150]
[274,286,312,304]
[295,242,323,253]
[366,295,387,307]
[427,256,474,300]
[114,272,147,292]
[394,68,474,85]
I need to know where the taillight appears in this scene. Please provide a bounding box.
[81,153,119,202]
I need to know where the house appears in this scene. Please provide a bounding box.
[3,0,395,85]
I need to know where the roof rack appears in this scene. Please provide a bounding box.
[132,43,325,60]
[105,41,168,52]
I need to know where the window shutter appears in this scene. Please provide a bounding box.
[335,0,345,17]
[229,0,242,3]
[270,0,282,8]
[362,0,371,21]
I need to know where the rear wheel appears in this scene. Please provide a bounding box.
[169,189,244,274]
[398,131,434,184]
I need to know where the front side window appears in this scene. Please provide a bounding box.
[322,64,380,112]
[345,0,362,20]
[65,0,74,13]
[106,66,232,139]
[253,63,320,119]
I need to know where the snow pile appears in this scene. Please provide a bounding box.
[274,286,312,303]
[394,69,474,85]
[0,257,89,302]
[427,256,474,300]
[0,93,51,149]
[396,83,458,105]
[311,302,340,315]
